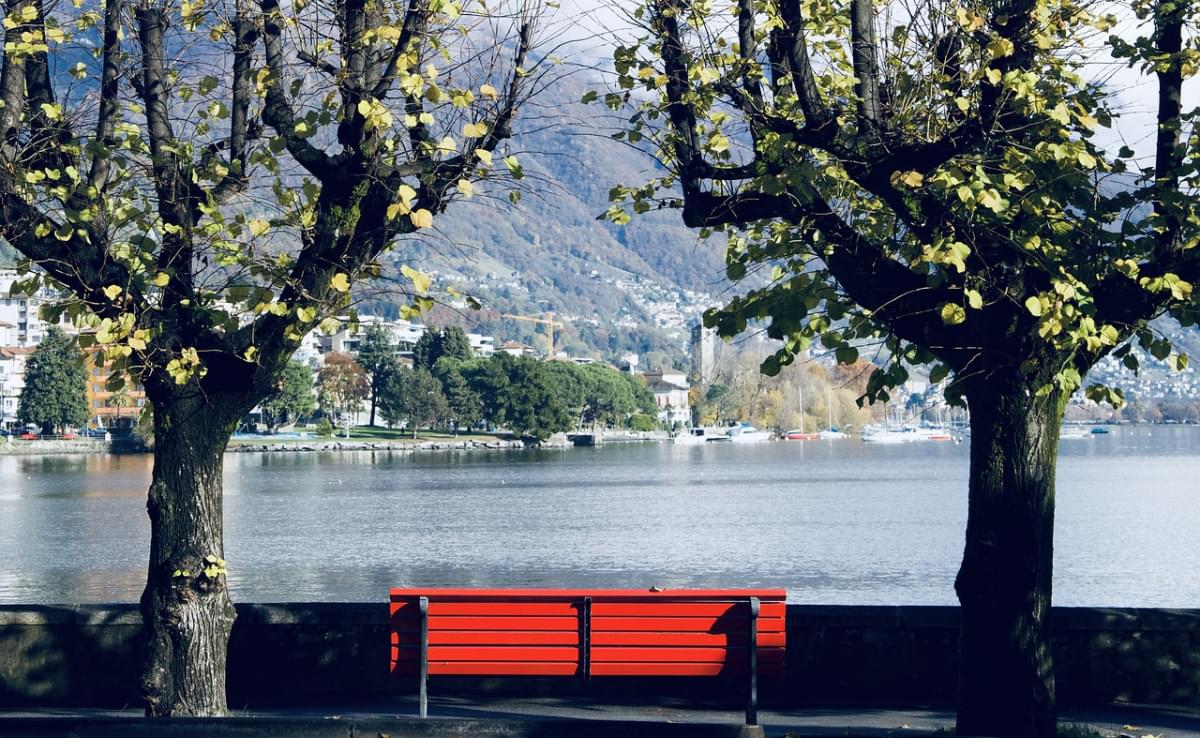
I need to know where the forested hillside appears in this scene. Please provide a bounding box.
[377,74,728,361]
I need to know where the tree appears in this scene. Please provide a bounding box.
[611,1,1199,735]
[260,361,315,431]
[356,324,397,427]
[494,356,574,440]
[413,325,473,371]
[108,385,133,426]
[380,365,447,437]
[318,353,369,436]
[17,326,88,433]
[436,362,482,434]
[0,0,547,715]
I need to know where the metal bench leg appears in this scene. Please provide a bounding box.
[419,596,429,718]
[746,596,760,726]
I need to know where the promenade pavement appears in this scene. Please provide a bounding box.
[2,699,1197,738]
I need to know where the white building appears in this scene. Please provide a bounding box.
[321,316,427,356]
[0,269,66,347]
[467,332,495,356]
[643,369,690,424]
[0,346,31,431]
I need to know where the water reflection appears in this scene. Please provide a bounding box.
[1,426,1197,606]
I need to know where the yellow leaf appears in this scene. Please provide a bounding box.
[243,346,258,362]
[410,208,433,229]
[248,219,270,237]
[396,183,417,208]
[898,170,924,187]
[475,149,493,166]
[102,285,123,301]
[387,202,410,219]
[152,272,170,287]
[940,303,967,325]
[330,273,350,292]
[480,83,499,100]
[457,178,474,198]
[985,68,1001,84]
[401,264,432,293]
[965,289,983,310]
[463,121,487,138]
[127,336,146,351]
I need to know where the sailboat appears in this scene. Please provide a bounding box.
[819,386,848,439]
[783,386,820,440]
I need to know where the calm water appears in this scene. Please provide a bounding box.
[1,426,1198,606]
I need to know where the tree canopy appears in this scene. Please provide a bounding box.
[17,326,88,433]
[0,0,553,715]
[356,324,398,426]
[607,0,1199,735]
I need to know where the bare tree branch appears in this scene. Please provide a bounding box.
[87,0,124,190]
[849,0,882,132]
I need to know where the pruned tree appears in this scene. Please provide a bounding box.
[608,0,1199,735]
[0,0,552,716]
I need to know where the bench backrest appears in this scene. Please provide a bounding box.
[389,588,786,678]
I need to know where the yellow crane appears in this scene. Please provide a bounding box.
[500,313,560,357]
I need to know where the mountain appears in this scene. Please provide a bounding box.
[377,74,729,364]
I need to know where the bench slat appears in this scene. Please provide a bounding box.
[390,588,786,601]
[394,662,582,676]
[591,616,785,633]
[392,615,579,631]
[394,630,580,646]
[589,631,785,648]
[590,602,784,618]
[392,601,579,617]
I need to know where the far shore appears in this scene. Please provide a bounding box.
[0,429,666,456]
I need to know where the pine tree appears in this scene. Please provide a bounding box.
[356,324,397,426]
[18,327,88,434]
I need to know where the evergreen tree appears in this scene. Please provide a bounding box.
[260,361,315,431]
[440,368,482,435]
[411,331,438,372]
[18,327,88,434]
[495,356,574,440]
[380,365,448,437]
[439,326,474,363]
[356,324,397,427]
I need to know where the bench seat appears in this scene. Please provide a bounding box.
[389,588,786,723]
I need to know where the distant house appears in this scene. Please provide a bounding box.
[83,350,147,429]
[498,341,537,357]
[642,369,690,424]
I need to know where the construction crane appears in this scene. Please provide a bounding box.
[500,313,559,357]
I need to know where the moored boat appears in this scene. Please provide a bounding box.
[726,424,773,443]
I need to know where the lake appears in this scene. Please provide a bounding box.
[1,425,1197,606]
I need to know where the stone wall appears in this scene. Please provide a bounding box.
[0,440,107,456]
[1,604,1196,708]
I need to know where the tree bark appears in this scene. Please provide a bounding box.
[955,372,1066,737]
[139,395,238,716]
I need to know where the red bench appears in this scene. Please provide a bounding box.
[389,588,786,725]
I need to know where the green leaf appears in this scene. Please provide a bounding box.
[834,346,859,365]
[1024,296,1043,317]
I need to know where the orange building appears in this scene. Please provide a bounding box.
[84,353,147,429]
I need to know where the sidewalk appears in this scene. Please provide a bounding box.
[3,698,1197,738]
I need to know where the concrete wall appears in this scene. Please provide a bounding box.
[1,604,1196,709]
[0,440,107,456]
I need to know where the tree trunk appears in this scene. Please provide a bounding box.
[955,374,1066,737]
[139,397,238,716]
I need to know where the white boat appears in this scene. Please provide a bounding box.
[726,424,772,443]
[818,429,849,439]
[672,428,717,445]
[1058,430,1092,440]
[861,427,955,444]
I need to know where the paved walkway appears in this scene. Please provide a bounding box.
[4,699,1197,737]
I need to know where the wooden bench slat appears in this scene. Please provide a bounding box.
[390,588,786,601]
[590,616,785,633]
[392,615,579,631]
[393,630,580,647]
[394,662,582,676]
[393,607,580,619]
[589,631,786,648]
[590,602,784,618]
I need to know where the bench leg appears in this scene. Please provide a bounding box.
[746,596,759,726]
[419,596,429,718]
